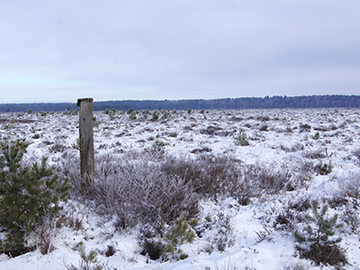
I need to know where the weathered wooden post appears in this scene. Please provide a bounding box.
[77,98,94,184]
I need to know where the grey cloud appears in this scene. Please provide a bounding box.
[0,1,359,103]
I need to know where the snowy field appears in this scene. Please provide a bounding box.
[1,107,360,270]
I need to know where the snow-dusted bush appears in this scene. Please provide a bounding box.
[283,262,308,270]
[341,202,360,234]
[201,212,235,253]
[160,154,203,186]
[354,148,360,162]
[30,211,58,255]
[339,173,360,199]
[85,152,200,233]
[299,123,311,132]
[49,143,67,153]
[228,162,297,205]
[57,152,84,198]
[273,208,300,233]
[161,153,244,201]
[70,150,310,226]
[193,154,241,200]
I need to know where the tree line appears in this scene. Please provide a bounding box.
[1,95,359,113]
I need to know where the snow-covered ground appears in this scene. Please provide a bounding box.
[0,108,360,270]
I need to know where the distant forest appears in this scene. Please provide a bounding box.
[1,95,360,113]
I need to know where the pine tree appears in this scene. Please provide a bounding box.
[162,212,198,261]
[0,139,72,254]
[294,200,347,266]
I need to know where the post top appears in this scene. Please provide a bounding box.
[77,98,93,106]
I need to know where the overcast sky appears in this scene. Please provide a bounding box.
[1,0,359,103]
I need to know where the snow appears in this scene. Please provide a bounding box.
[0,108,360,270]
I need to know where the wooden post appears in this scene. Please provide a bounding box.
[77,98,94,184]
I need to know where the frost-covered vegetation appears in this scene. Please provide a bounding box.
[0,108,360,270]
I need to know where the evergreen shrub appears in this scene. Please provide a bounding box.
[0,139,72,255]
[234,129,249,146]
[139,212,198,261]
[294,200,347,267]
[65,242,114,270]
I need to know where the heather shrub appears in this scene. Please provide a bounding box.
[163,154,302,204]
[354,149,360,162]
[200,125,222,136]
[228,163,294,205]
[255,226,273,244]
[49,143,67,153]
[160,155,203,186]
[282,262,308,270]
[88,153,199,233]
[338,173,360,199]
[204,212,235,252]
[192,154,240,199]
[248,164,292,193]
[161,154,241,201]
[299,124,311,132]
[62,150,309,238]
[304,149,327,159]
[57,152,84,198]
[340,202,360,234]
[31,211,58,255]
